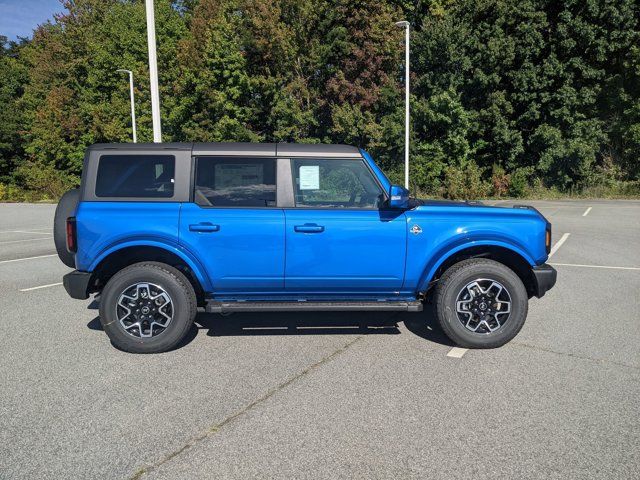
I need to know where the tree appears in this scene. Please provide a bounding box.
[0,0,638,199]
[172,0,260,142]
[19,0,186,179]
[0,36,28,182]
[409,0,640,191]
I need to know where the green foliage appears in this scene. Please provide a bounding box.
[0,36,28,182]
[0,0,639,200]
[490,164,510,198]
[173,0,260,142]
[508,167,534,198]
[12,161,78,200]
[441,161,491,200]
[412,0,640,195]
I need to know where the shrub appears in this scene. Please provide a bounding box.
[580,180,640,198]
[490,164,510,197]
[617,180,640,197]
[13,162,78,201]
[8,184,27,202]
[508,167,533,197]
[442,162,491,200]
[526,178,563,199]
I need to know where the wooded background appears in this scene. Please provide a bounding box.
[1,0,639,200]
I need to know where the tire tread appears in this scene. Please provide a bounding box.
[99,261,197,353]
[434,258,528,349]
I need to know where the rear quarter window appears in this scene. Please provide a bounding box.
[95,155,175,198]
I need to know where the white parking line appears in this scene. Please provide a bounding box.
[0,254,57,265]
[20,282,63,292]
[0,227,51,235]
[550,262,640,271]
[446,347,468,358]
[548,233,570,259]
[582,207,592,217]
[0,237,52,245]
[242,326,289,331]
[12,230,52,235]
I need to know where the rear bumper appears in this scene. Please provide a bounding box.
[63,270,92,300]
[532,263,557,298]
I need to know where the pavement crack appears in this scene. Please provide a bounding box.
[129,335,363,479]
[512,341,639,370]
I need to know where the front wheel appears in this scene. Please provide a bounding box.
[99,262,197,353]
[434,258,528,348]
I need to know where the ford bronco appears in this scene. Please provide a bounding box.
[55,143,556,353]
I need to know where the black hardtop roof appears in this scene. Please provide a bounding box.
[87,142,362,158]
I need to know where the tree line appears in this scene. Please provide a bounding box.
[0,0,639,200]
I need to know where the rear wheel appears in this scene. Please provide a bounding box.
[434,258,528,348]
[99,262,197,353]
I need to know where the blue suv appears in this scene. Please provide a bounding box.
[55,143,556,353]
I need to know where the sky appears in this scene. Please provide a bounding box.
[0,0,64,40]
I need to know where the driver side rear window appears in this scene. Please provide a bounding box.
[194,157,276,207]
[95,155,175,198]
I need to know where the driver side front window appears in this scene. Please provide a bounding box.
[292,159,385,208]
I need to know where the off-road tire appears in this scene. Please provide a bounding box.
[99,262,197,353]
[53,188,80,268]
[434,258,528,348]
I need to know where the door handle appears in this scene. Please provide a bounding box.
[294,224,324,233]
[189,222,220,233]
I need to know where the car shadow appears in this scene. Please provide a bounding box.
[398,302,455,347]
[86,300,454,350]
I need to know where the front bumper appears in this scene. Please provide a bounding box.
[532,263,557,298]
[63,270,92,300]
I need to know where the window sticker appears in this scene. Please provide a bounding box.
[299,165,320,190]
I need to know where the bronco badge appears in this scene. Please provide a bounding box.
[410,225,422,235]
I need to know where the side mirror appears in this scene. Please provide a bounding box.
[389,185,410,209]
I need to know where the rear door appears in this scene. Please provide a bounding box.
[179,156,285,293]
[283,158,407,294]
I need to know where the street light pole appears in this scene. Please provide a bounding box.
[395,20,410,189]
[145,0,162,142]
[116,69,137,143]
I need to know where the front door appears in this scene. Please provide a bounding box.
[284,158,407,294]
[179,156,284,293]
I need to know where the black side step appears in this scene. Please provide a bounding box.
[205,300,423,314]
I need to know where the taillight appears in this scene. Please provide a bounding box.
[66,217,77,253]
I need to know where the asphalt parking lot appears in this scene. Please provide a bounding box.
[1,199,639,479]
